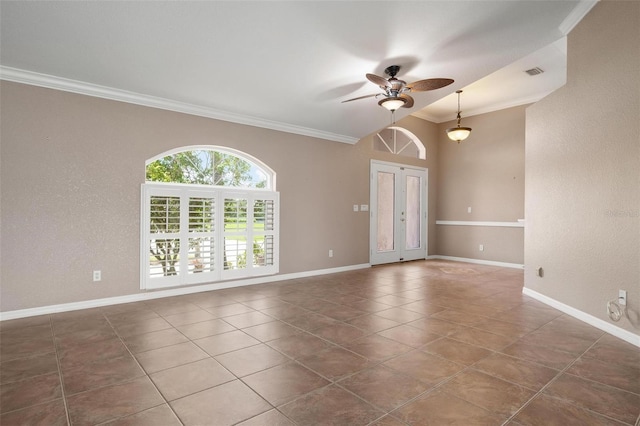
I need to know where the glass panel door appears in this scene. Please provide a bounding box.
[370,161,427,265]
[377,172,395,252]
[405,175,421,250]
[400,168,427,262]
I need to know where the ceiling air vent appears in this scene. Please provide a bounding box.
[525,67,544,76]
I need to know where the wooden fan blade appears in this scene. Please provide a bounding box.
[406,78,454,92]
[366,73,391,88]
[400,94,414,108]
[341,93,381,103]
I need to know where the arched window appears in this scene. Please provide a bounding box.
[141,146,279,290]
[145,146,275,189]
[374,126,426,159]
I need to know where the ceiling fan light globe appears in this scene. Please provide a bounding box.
[446,126,472,142]
[379,97,406,111]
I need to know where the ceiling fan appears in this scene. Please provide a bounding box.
[342,65,454,111]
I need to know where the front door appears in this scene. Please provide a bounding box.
[370,161,427,265]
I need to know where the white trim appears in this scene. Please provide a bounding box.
[454,94,546,122]
[410,110,439,123]
[369,159,427,172]
[370,160,428,265]
[412,93,546,124]
[376,126,426,160]
[523,287,640,348]
[0,66,358,145]
[428,255,524,269]
[141,184,280,289]
[0,264,371,322]
[559,0,599,35]
[436,220,524,228]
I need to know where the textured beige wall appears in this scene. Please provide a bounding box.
[436,226,524,265]
[0,82,437,312]
[525,0,640,333]
[435,105,526,264]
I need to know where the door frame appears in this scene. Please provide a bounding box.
[369,160,428,265]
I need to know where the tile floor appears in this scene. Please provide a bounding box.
[1,260,639,425]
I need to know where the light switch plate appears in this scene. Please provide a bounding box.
[619,289,627,305]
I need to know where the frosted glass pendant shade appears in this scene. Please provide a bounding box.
[379,97,406,111]
[446,126,472,143]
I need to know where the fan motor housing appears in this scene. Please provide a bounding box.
[385,65,401,77]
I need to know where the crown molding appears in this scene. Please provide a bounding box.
[559,0,598,35]
[412,92,549,124]
[410,110,439,123]
[0,66,359,145]
[456,92,550,120]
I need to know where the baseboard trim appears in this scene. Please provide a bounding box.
[0,263,371,321]
[428,255,524,270]
[523,287,640,348]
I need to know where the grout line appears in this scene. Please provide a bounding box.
[500,337,610,425]
[384,342,497,419]
[137,297,301,425]
[51,315,73,426]
[104,310,185,426]
[5,263,636,425]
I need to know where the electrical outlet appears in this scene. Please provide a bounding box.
[329,249,333,258]
[619,289,627,306]
[479,244,484,251]
[93,270,101,282]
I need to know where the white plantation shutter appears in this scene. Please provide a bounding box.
[221,193,279,280]
[141,184,279,290]
[185,192,217,284]
[145,189,182,288]
[222,195,248,273]
[252,197,277,269]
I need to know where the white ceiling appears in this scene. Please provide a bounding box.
[414,37,569,123]
[0,1,596,144]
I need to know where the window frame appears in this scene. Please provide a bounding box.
[145,145,276,189]
[141,146,278,290]
[141,183,279,290]
[374,126,426,159]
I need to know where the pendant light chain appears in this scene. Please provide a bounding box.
[445,89,472,143]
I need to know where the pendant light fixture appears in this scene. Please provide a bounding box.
[446,90,472,143]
